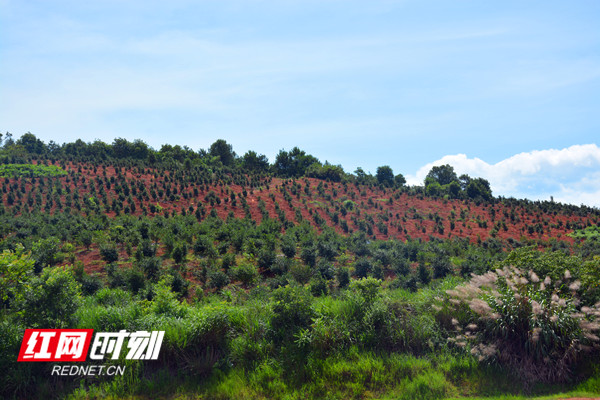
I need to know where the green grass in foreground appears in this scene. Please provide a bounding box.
[61,351,600,400]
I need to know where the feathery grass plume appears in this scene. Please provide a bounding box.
[519,276,528,285]
[529,271,540,283]
[531,327,541,343]
[558,298,567,307]
[438,265,600,385]
[569,280,581,291]
[531,300,542,315]
[468,298,492,316]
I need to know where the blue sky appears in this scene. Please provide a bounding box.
[2,1,600,206]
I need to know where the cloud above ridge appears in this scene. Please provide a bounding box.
[406,144,600,207]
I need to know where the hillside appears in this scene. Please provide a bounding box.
[1,158,598,249]
[2,137,600,399]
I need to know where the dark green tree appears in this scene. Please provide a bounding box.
[209,139,236,166]
[242,150,269,172]
[17,132,46,154]
[376,165,395,186]
[395,173,406,187]
[273,147,319,178]
[425,164,458,186]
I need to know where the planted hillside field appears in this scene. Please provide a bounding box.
[1,136,600,399]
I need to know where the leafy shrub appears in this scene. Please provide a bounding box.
[99,243,119,263]
[221,253,236,271]
[93,288,132,307]
[31,237,61,272]
[289,261,313,284]
[281,237,296,258]
[300,245,317,267]
[442,266,600,384]
[208,269,230,291]
[194,235,216,259]
[151,279,186,318]
[392,257,410,276]
[139,257,161,281]
[230,263,259,286]
[336,266,350,288]
[309,276,328,297]
[172,242,188,263]
[135,239,156,259]
[79,273,103,295]
[0,245,34,308]
[0,319,34,398]
[432,256,452,279]
[353,257,373,279]
[257,248,276,270]
[270,256,291,276]
[269,285,314,345]
[170,270,189,297]
[162,304,244,376]
[20,266,82,328]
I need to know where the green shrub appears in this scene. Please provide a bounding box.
[93,287,132,307]
[281,237,296,258]
[353,257,372,278]
[230,263,258,286]
[270,285,314,345]
[289,261,313,284]
[99,243,119,263]
[194,235,216,259]
[170,270,189,297]
[0,245,34,308]
[171,242,188,264]
[135,239,156,259]
[32,237,61,272]
[0,319,35,398]
[162,304,244,376]
[208,269,230,291]
[336,266,350,288]
[221,253,236,271]
[270,256,291,276]
[139,257,161,281]
[151,279,186,318]
[257,248,276,269]
[79,273,103,295]
[20,266,82,328]
[309,276,328,297]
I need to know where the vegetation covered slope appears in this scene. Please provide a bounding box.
[1,132,599,399]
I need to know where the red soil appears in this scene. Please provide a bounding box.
[2,160,596,246]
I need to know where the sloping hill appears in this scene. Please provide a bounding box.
[1,160,597,244]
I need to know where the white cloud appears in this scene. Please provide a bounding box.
[406,144,600,207]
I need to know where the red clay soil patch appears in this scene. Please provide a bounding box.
[3,160,598,246]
